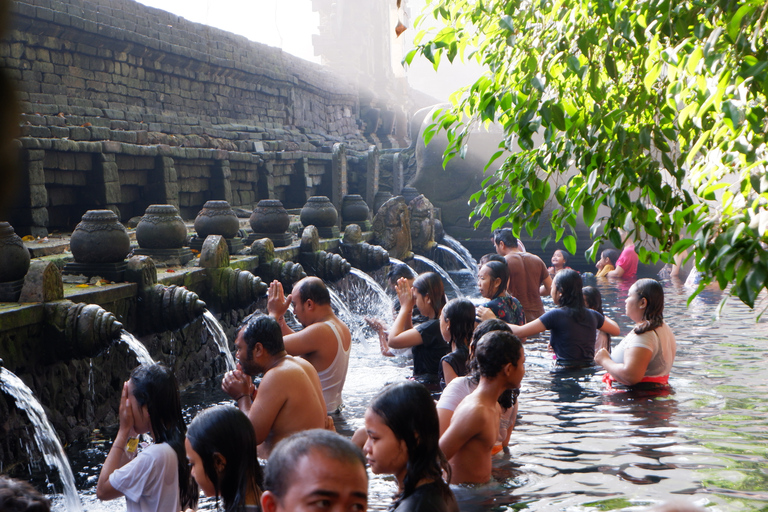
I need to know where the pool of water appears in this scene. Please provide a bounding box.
[49,277,767,511]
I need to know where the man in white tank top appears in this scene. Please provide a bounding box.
[268,277,352,413]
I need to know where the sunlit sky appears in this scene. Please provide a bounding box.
[135,0,483,101]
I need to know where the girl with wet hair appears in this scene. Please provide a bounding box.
[438,298,475,389]
[595,279,676,387]
[387,272,450,388]
[508,269,620,365]
[583,286,611,353]
[363,381,458,512]
[184,405,263,512]
[547,249,571,277]
[476,260,525,328]
[97,363,197,512]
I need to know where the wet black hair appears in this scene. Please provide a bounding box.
[602,248,621,266]
[130,363,198,510]
[552,269,588,322]
[187,406,263,512]
[0,476,50,512]
[441,298,475,352]
[582,286,603,314]
[492,228,516,247]
[264,429,366,501]
[468,320,516,407]
[369,381,452,509]
[412,272,447,317]
[296,276,331,306]
[632,278,665,334]
[480,260,509,299]
[239,314,285,356]
[387,263,416,285]
[478,252,505,266]
[474,331,523,379]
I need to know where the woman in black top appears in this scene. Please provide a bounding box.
[438,298,475,389]
[363,381,459,512]
[387,272,449,388]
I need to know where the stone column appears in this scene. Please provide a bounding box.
[147,155,179,207]
[331,142,347,210]
[11,148,49,237]
[392,150,405,196]
[90,152,122,218]
[210,158,234,204]
[366,145,379,208]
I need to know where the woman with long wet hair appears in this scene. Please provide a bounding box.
[363,381,458,512]
[97,363,197,512]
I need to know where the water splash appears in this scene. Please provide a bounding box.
[410,255,464,299]
[435,243,476,276]
[443,234,479,276]
[0,367,83,512]
[202,310,236,372]
[119,330,154,366]
[328,268,396,344]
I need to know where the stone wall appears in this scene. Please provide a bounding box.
[0,0,402,235]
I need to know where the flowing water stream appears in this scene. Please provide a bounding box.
[201,310,237,372]
[23,267,768,511]
[118,330,154,366]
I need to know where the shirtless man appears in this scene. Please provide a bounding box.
[439,330,525,484]
[268,277,352,414]
[493,228,552,322]
[221,314,327,457]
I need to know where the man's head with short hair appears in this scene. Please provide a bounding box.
[0,477,51,512]
[492,228,516,248]
[261,429,368,512]
[295,277,331,306]
[239,314,285,357]
[474,331,523,380]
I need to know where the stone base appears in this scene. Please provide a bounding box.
[133,247,195,265]
[189,236,245,255]
[0,279,24,302]
[317,226,340,239]
[244,232,293,247]
[63,261,128,282]
[342,220,372,232]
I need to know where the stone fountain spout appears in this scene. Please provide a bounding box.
[249,237,307,289]
[298,226,351,282]
[338,224,390,271]
[43,300,123,358]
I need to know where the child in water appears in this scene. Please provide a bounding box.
[364,381,459,512]
[97,363,197,512]
[185,405,263,512]
[548,249,572,277]
[508,269,620,365]
[438,298,475,389]
[595,249,620,278]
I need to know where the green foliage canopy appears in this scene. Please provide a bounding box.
[406,0,768,310]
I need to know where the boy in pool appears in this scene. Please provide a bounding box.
[439,331,525,484]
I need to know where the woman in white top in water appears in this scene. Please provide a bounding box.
[97,363,197,512]
[595,278,677,387]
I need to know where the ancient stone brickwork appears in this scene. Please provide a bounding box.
[1,0,377,235]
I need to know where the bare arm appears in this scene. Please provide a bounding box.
[595,346,653,386]
[539,275,552,296]
[96,382,135,501]
[600,316,621,336]
[442,361,459,386]
[509,319,546,339]
[439,405,484,461]
[606,265,625,278]
[283,323,330,358]
[248,375,288,445]
[388,278,415,341]
[437,407,454,437]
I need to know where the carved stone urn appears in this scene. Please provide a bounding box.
[194,200,240,239]
[136,205,187,249]
[0,222,31,301]
[0,222,30,283]
[373,191,393,216]
[341,194,371,225]
[300,196,339,238]
[247,199,292,247]
[70,210,131,264]
[401,186,420,205]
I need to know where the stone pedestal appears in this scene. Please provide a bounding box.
[189,235,244,255]
[0,279,24,302]
[133,247,195,266]
[62,261,129,282]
